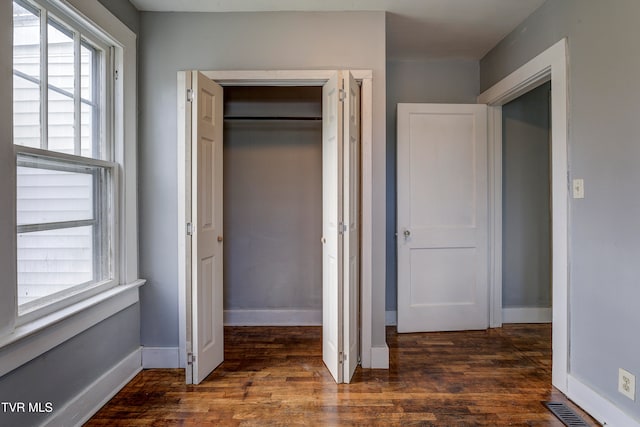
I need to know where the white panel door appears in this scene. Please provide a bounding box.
[191,71,224,383]
[397,103,488,333]
[322,71,343,383]
[342,71,360,383]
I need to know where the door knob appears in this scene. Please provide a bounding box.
[217,236,223,242]
[403,229,411,238]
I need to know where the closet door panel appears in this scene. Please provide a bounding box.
[191,71,224,384]
[322,72,343,384]
[342,71,360,383]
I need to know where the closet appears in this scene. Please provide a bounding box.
[179,70,362,386]
[222,86,323,324]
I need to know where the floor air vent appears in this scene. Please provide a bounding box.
[543,401,590,426]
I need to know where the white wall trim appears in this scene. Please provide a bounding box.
[177,71,192,376]
[568,375,640,427]
[42,347,142,427]
[0,282,143,378]
[224,310,322,326]
[142,346,181,369]
[359,76,373,369]
[487,106,503,328]
[199,69,373,86]
[370,345,389,369]
[385,310,397,326]
[177,69,377,374]
[478,38,569,394]
[502,307,552,324]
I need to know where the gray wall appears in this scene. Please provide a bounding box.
[385,58,479,311]
[223,87,322,311]
[502,82,551,308]
[138,11,387,348]
[97,0,140,33]
[0,2,141,427]
[482,0,640,419]
[0,304,140,427]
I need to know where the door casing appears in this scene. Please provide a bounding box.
[177,69,374,382]
[478,39,569,394]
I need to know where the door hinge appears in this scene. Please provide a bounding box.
[186,88,194,103]
[339,88,346,102]
[339,351,344,364]
[186,222,193,236]
[338,222,347,234]
[187,353,196,365]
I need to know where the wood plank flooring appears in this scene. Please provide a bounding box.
[87,324,599,426]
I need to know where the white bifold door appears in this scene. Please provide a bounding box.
[183,70,360,385]
[322,71,360,383]
[397,103,488,333]
[189,71,225,384]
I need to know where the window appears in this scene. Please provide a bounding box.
[13,0,117,315]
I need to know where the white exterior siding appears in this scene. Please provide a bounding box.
[14,8,98,306]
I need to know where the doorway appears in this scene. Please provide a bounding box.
[501,82,552,324]
[177,70,374,385]
[478,39,569,393]
[222,86,323,326]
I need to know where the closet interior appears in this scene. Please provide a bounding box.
[222,86,324,323]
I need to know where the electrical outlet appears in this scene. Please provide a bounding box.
[618,368,636,401]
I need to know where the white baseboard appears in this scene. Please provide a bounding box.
[385,310,397,326]
[142,346,180,368]
[43,347,142,427]
[388,308,550,326]
[568,375,640,427]
[370,344,389,369]
[224,309,322,326]
[502,307,552,323]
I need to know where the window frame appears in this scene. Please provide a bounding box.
[0,0,141,359]
[13,0,111,158]
[15,146,119,324]
[12,0,120,322]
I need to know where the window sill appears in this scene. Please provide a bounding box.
[0,280,145,378]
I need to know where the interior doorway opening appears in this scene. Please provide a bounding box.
[222,86,324,327]
[478,39,568,393]
[501,82,552,324]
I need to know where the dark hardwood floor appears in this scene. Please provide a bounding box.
[87,324,599,426]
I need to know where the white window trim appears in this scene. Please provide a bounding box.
[0,280,144,378]
[0,0,142,372]
[60,0,139,284]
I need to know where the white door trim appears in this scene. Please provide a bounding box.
[478,39,569,393]
[177,69,375,372]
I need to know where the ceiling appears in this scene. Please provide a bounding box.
[129,0,546,60]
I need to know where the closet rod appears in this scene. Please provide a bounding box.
[223,116,322,121]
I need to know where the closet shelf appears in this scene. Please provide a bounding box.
[223,116,322,121]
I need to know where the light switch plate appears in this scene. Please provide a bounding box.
[572,179,584,199]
